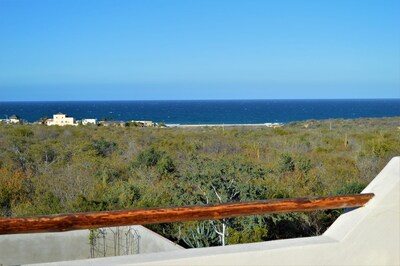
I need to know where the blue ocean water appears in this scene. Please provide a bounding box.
[0,99,399,124]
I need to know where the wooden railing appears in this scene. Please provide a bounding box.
[0,193,374,235]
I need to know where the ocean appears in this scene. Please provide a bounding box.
[0,99,399,124]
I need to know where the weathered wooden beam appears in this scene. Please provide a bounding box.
[0,193,374,235]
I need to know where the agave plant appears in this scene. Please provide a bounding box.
[181,222,218,248]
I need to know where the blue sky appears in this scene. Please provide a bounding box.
[0,0,399,101]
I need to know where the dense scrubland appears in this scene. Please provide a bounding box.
[0,117,399,247]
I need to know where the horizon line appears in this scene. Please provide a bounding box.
[1,97,400,103]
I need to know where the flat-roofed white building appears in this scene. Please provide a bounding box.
[45,119,54,126]
[82,119,98,126]
[139,121,154,127]
[131,120,154,127]
[0,115,23,124]
[48,113,77,126]
[9,115,22,124]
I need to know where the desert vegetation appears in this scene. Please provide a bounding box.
[0,117,399,247]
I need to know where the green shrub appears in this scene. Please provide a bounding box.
[90,139,117,157]
[297,157,312,174]
[336,181,367,195]
[157,156,176,175]
[135,147,162,167]
[279,153,295,173]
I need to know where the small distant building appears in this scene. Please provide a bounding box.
[45,119,54,126]
[46,113,77,126]
[130,120,155,127]
[0,115,23,124]
[138,121,154,127]
[82,119,98,126]
[265,123,283,128]
[9,115,22,124]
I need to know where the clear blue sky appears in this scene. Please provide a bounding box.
[0,0,399,101]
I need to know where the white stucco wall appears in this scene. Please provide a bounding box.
[34,156,399,266]
[134,225,183,254]
[0,225,182,266]
[0,229,90,266]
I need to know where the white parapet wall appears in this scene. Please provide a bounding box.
[0,229,90,265]
[31,156,400,266]
[0,225,182,266]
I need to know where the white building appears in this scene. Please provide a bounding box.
[131,120,155,127]
[265,123,283,128]
[45,119,54,126]
[139,121,154,127]
[9,115,22,124]
[82,119,98,126]
[47,113,77,126]
[0,115,22,124]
